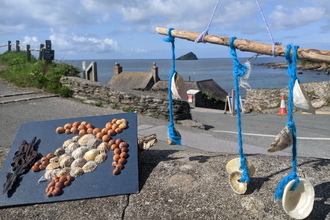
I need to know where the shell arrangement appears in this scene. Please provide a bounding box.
[31,118,129,197]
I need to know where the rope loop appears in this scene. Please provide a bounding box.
[229,37,248,77]
[164,28,175,43]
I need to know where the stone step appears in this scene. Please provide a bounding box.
[0,92,59,104]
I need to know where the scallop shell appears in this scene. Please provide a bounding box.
[71,158,87,169]
[78,134,95,146]
[54,147,65,156]
[87,138,102,150]
[44,168,60,180]
[229,171,247,195]
[282,178,315,219]
[70,167,84,177]
[268,126,293,153]
[72,135,81,142]
[59,155,74,168]
[57,167,71,177]
[97,142,109,153]
[49,156,59,163]
[72,146,89,159]
[65,142,80,154]
[84,149,100,161]
[63,139,74,148]
[46,162,60,170]
[225,158,255,177]
[82,161,98,173]
[94,153,107,163]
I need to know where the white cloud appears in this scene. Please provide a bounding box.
[22,36,40,48]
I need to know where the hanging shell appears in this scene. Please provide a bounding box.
[70,167,84,177]
[59,155,74,168]
[97,142,109,153]
[282,178,315,219]
[87,138,102,150]
[71,158,87,169]
[84,149,100,161]
[268,126,293,153]
[46,162,60,170]
[63,139,74,148]
[65,142,80,154]
[57,167,71,177]
[78,134,95,146]
[171,72,187,101]
[72,146,89,159]
[225,158,255,177]
[54,147,65,156]
[82,161,98,173]
[72,135,81,142]
[229,171,247,195]
[94,153,107,163]
[293,79,315,114]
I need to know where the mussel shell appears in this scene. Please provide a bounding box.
[282,178,315,219]
[229,171,247,195]
[225,158,255,177]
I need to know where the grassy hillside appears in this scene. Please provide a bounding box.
[0,51,80,97]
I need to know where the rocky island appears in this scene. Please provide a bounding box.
[176,52,198,60]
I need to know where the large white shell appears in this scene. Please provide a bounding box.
[282,178,315,219]
[268,126,293,153]
[87,138,102,150]
[72,146,89,159]
[94,153,107,163]
[57,167,71,177]
[82,161,98,173]
[84,149,100,161]
[97,142,109,153]
[70,167,84,177]
[78,134,95,146]
[225,158,255,177]
[65,142,80,154]
[71,158,87,169]
[229,171,247,195]
[171,72,187,101]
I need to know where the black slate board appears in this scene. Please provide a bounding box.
[0,112,139,207]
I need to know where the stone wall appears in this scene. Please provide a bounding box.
[243,81,330,113]
[60,76,191,120]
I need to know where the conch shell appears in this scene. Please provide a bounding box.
[268,126,293,153]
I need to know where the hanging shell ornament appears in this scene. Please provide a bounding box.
[225,158,255,177]
[171,72,187,101]
[229,171,247,195]
[282,178,315,219]
[293,79,315,114]
[268,126,293,153]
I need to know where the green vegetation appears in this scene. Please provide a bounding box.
[122,107,134,112]
[94,102,103,107]
[0,51,80,97]
[201,91,225,104]
[111,103,120,110]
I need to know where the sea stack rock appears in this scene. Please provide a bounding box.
[176,52,198,60]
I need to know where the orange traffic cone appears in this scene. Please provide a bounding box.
[277,95,288,115]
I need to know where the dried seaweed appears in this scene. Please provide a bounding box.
[2,137,41,195]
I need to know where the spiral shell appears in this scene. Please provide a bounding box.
[94,153,107,163]
[70,167,84,177]
[97,142,109,153]
[87,138,102,150]
[78,134,95,146]
[57,167,71,177]
[82,161,98,173]
[72,147,89,159]
[71,158,87,169]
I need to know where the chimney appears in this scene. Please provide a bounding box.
[151,62,160,83]
[114,62,122,75]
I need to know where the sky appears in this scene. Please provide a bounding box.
[0,0,329,60]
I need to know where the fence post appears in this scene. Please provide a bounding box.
[231,89,236,116]
[38,44,44,60]
[82,61,86,79]
[27,45,31,61]
[16,40,20,52]
[8,41,11,52]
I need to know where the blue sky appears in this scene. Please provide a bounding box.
[0,0,329,60]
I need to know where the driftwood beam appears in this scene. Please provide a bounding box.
[156,27,330,63]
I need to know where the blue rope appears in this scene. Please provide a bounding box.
[194,0,221,43]
[164,28,182,145]
[274,45,300,200]
[229,37,250,183]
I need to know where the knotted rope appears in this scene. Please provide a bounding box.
[164,28,182,145]
[274,45,300,200]
[229,37,250,183]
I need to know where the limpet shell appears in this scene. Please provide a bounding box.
[63,139,74,148]
[57,167,71,177]
[65,142,80,154]
[94,153,107,163]
[97,142,109,153]
[225,158,255,177]
[44,168,60,180]
[87,138,102,150]
[72,146,89,159]
[82,161,98,173]
[78,134,95,146]
[46,162,60,170]
[84,149,100,161]
[72,135,81,142]
[229,171,247,195]
[70,167,84,177]
[268,126,293,153]
[54,148,65,156]
[49,156,59,163]
[59,155,74,168]
[71,158,87,169]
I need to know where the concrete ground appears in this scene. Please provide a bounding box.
[0,80,329,220]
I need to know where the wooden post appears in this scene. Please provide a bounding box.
[8,41,11,52]
[16,40,20,52]
[231,89,236,116]
[39,44,44,60]
[82,61,86,79]
[26,45,31,61]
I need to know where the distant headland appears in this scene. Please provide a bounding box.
[176,52,198,60]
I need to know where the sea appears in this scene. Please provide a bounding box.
[67,57,330,98]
